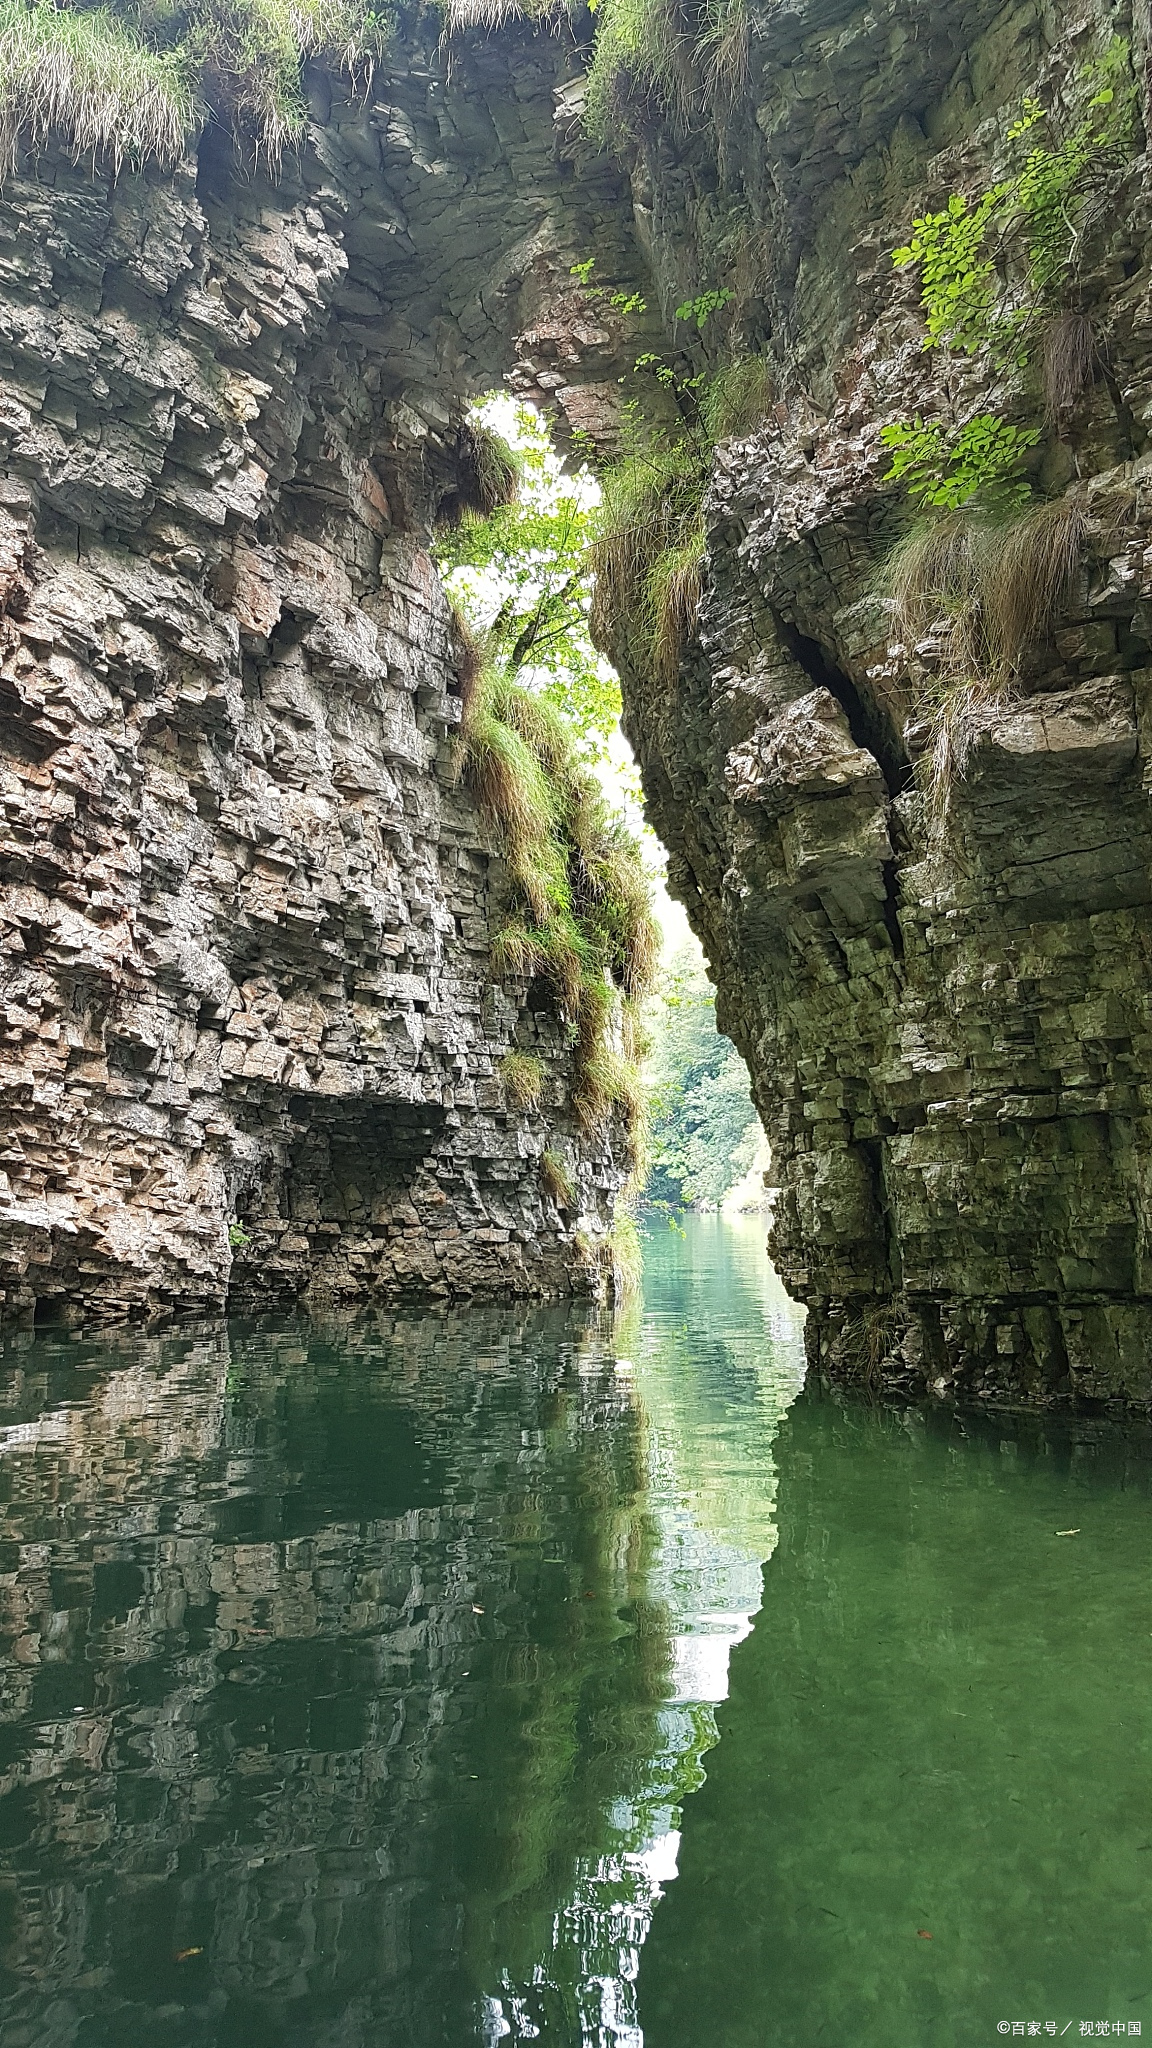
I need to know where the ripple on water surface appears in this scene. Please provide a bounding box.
[0,1215,1150,2048]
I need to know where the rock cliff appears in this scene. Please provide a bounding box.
[5,0,1152,1402]
[590,0,1152,1406]
[0,23,649,1324]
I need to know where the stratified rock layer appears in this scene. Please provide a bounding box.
[603,0,1152,1403]
[6,0,1152,1402]
[0,30,652,1323]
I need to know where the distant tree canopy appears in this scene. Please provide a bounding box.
[645,944,761,1209]
[437,398,623,759]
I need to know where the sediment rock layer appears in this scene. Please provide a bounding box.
[602,0,1152,1403]
[6,0,1152,1402]
[0,28,648,1323]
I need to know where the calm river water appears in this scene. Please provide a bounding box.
[1,1217,1150,2047]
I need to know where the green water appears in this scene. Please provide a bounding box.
[1,1218,1150,2046]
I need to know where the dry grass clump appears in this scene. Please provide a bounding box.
[983,496,1086,676]
[440,0,569,31]
[698,0,750,109]
[886,494,1087,812]
[889,496,1086,684]
[0,2,195,175]
[648,523,705,685]
[540,1147,575,1209]
[1042,311,1097,422]
[887,513,989,680]
[501,1049,545,1109]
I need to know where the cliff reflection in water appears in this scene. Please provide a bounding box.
[0,1222,806,2047]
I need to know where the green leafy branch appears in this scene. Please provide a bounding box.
[674,287,734,331]
[884,41,1138,508]
[879,415,1040,512]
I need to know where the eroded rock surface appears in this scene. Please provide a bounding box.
[0,29,652,1324]
[601,0,1152,1403]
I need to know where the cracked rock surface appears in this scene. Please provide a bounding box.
[600,0,1152,1404]
[0,27,650,1324]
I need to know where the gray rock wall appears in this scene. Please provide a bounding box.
[595,0,1152,1403]
[0,26,653,1324]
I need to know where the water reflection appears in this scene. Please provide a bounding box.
[0,1221,806,2048]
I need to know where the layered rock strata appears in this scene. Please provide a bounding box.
[600,0,1152,1402]
[0,27,653,1324]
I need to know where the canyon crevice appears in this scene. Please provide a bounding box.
[4,0,1152,1406]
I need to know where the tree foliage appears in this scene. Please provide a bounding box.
[879,414,1040,513]
[645,945,760,1209]
[438,399,623,757]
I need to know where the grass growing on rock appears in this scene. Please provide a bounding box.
[589,438,708,688]
[0,1,195,173]
[442,419,522,526]
[887,493,1088,812]
[500,1049,545,1109]
[889,495,1086,684]
[540,1147,575,1209]
[0,0,392,174]
[457,650,658,1172]
[583,0,695,141]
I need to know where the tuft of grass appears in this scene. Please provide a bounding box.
[458,655,659,1156]
[887,496,1085,685]
[459,689,565,924]
[648,521,705,686]
[577,825,663,999]
[501,1048,545,1109]
[441,419,521,527]
[982,496,1086,678]
[1041,311,1097,422]
[439,0,568,31]
[589,439,707,687]
[0,2,196,175]
[540,1147,575,1209]
[584,0,695,142]
[886,512,988,680]
[697,0,750,109]
[885,494,1087,812]
[702,355,775,441]
[0,0,392,179]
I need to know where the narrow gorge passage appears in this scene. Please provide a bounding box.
[6,0,1152,1401]
[4,0,1152,2042]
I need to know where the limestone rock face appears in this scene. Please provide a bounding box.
[0,32,650,1324]
[593,0,1152,1403]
